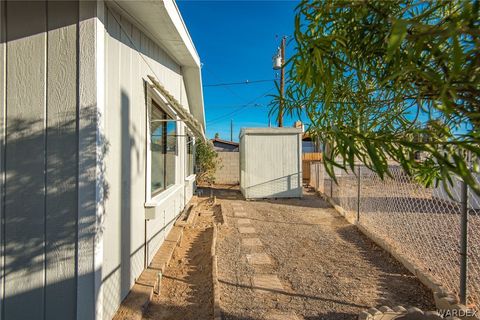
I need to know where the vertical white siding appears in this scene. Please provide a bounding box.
[5,2,47,318]
[45,2,79,319]
[102,5,193,319]
[0,2,5,317]
[240,129,302,199]
[2,1,83,319]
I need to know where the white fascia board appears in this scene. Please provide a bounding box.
[183,66,205,130]
[163,0,200,67]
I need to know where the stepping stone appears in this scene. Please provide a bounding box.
[234,211,247,217]
[253,274,284,293]
[246,253,272,265]
[264,311,302,320]
[237,218,251,225]
[242,238,263,246]
[238,227,256,234]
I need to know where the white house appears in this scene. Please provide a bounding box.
[0,1,204,319]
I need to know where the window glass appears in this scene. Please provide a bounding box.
[151,103,165,195]
[150,101,177,196]
[165,121,176,187]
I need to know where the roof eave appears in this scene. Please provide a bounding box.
[111,0,205,130]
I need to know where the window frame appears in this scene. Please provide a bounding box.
[145,85,178,203]
[186,132,196,178]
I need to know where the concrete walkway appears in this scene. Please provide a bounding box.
[215,187,435,320]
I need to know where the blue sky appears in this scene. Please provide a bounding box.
[177,1,300,141]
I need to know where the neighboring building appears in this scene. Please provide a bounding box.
[0,1,204,320]
[302,133,321,153]
[293,120,321,153]
[292,121,322,180]
[211,137,239,152]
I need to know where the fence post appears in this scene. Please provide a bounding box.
[330,176,333,198]
[460,179,468,305]
[357,165,361,222]
[317,163,320,192]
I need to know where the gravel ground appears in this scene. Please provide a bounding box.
[216,187,435,320]
[328,175,480,309]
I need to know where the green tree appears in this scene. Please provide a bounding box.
[214,132,220,139]
[195,140,219,185]
[279,0,480,193]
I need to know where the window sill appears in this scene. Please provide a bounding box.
[145,184,183,208]
[185,174,196,182]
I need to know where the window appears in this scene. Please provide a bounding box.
[187,135,195,177]
[150,101,177,196]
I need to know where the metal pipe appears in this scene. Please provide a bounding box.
[460,179,468,304]
[144,219,148,269]
[357,165,361,222]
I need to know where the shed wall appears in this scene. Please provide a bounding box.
[240,131,302,199]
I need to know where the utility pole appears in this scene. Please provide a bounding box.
[273,36,287,127]
[279,36,286,127]
[230,119,233,141]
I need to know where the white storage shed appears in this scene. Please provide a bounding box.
[239,128,303,199]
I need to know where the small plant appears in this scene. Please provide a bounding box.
[195,140,220,185]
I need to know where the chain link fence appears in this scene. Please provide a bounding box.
[309,162,480,310]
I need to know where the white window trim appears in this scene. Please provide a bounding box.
[145,83,180,207]
[185,128,196,181]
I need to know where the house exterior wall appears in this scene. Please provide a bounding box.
[240,128,303,199]
[0,1,200,319]
[101,5,194,320]
[0,1,101,319]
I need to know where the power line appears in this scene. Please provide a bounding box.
[207,87,276,125]
[203,79,275,87]
[207,103,266,109]
[203,66,246,102]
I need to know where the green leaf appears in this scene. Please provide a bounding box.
[386,19,407,62]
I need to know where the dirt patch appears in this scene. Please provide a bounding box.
[216,188,435,320]
[143,201,216,320]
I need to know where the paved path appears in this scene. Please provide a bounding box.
[215,188,435,320]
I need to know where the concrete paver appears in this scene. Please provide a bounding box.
[252,274,284,293]
[238,227,256,234]
[234,211,247,217]
[264,311,302,320]
[242,238,263,246]
[246,253,272,265]
[237,218,251,225]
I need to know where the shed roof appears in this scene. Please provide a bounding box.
[239,127,302,138]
